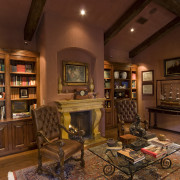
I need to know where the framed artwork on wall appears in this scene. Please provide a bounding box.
[142,70,154,82]
[164,57,180,77]
[142,84,154,95]
[142,70,154,96]
[63,61,88,85]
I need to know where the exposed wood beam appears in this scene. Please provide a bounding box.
[24,0,46,41]
[154,0,180,17]
[129,17,180,58]
[104,0,151,45]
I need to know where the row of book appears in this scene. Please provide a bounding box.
[11,64,33,73]
[0,74,4,85]
[11,76,36,86]
[12,112,30,119]
[11,88,36,99]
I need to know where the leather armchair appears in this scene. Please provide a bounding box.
[116,99,148,138]
[32,105,85,179]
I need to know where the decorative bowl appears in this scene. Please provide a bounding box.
[107,138,117,147]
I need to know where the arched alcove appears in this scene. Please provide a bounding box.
[57,47,96,92]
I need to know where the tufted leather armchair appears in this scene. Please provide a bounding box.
[32,105,85,179]
[116,99,148,138]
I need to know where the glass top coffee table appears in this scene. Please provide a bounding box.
[88,142,180,180]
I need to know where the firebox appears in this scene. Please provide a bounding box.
[70,111,92,139]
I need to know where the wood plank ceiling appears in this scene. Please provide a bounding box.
[24,0,180,57]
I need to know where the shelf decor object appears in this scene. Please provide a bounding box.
[142,70,154,96]
[164,57,180,77]
[63,61,88,86]
[89,78,95,92]
[58,76,63,93]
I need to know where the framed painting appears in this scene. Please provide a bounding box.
[164,57,180,77]
[63,61,88,85]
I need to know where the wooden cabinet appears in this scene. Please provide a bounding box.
[0,49,39,157]
[104,61,138,129]
[0,123,9,154]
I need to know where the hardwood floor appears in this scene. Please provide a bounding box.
[0,128,180,180]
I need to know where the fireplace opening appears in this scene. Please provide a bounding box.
[70,111,92,139]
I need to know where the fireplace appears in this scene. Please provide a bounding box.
[70,111,92,139]
[55,98,105,140]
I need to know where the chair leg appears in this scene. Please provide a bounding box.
[58,150,65,180]
[37,149,43,174]
[80,149,85,167]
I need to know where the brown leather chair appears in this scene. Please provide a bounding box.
[116,99,148,138]
[32,105,85,179]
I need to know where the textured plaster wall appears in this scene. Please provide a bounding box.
[133,27,180,132]
[37,12,105,135]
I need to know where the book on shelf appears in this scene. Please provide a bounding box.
[17,64,25,72]
[117,148,145,164]
[132,73,136,80]
[141,145,167,158]
[12,112,30,119]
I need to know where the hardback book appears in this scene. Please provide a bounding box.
[117,148,145,164]
[141,145,167,158]
[149,137,172,147]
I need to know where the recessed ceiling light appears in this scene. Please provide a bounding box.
[130,28,135,32]
[80,9,86,16]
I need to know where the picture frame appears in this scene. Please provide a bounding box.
[63,61,88,85]
[142,70,154,82]
[20,88,28,98]
[164,57,180,77]
[12,101,28,113]
[142,84,154,95]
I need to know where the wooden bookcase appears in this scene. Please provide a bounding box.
[104,61,138,129]
[0,49,40,157]
[104,60,114,128]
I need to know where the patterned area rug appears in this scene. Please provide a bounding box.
[10,150,180,180]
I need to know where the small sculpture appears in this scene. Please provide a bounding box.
[130,114,146,138]
[58,76,63,93]
[89,78,95,92]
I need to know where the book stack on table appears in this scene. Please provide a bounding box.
[141,145,167,158]
[117,148,145,164]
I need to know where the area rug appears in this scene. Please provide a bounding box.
[8,150,180,180]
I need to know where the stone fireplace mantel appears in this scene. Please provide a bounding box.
[55,98,105,139]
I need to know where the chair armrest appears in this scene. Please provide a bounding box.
[37,131,64,147]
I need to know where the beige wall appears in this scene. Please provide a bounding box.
[133,27,180,132]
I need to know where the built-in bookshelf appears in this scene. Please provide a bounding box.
[0,49,40,157]
[104,61,138,130]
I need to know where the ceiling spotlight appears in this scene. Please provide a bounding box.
[130,28,135,32]
[80,9,86,16]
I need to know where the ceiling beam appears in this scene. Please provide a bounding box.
[154,0,180,17]
[104,0,151,45]
[129,17,180,58]
[24,0,46,41]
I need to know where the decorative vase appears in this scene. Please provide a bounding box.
[58,76,63,93]
[120,72,127,79]
[114,71,119,79]
[89,78,95,92]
